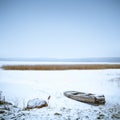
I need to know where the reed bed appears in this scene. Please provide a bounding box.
[1,64,120,70]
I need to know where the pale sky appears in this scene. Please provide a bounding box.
[0,0,120,58]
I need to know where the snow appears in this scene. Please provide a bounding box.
[0,65,120,119]
[27,98,47,109]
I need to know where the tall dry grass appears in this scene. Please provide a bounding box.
[2,64,120,70]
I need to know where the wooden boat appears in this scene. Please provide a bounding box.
[64,91,105,105]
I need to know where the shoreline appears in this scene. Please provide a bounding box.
[2,64,120,70]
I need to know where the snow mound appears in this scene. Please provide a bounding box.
[26,98,48,109]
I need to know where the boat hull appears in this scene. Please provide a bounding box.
[64,91,105,105]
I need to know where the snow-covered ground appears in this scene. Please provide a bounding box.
[0,65,120,119]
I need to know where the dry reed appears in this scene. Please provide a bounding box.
[1,64,120,70]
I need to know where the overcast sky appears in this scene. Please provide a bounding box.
[0,0,120,58]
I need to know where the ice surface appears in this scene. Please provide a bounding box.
[0,69,120,107]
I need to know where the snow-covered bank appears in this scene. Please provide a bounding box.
[0,69,120,119]
[0,103,120,120]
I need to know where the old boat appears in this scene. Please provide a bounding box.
[64,91,105,105]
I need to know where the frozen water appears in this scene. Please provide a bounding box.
[0,69,120,108]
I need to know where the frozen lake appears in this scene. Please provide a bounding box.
[0,60,120,67]
[0,67,120,108]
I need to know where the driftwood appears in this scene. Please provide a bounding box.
[0,100,12,105]
[64,91,105,105]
